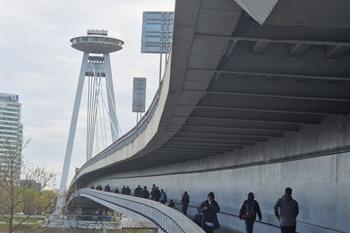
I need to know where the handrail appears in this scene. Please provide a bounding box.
[71,189,205,233]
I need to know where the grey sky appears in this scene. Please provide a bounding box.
[1,0,175,186]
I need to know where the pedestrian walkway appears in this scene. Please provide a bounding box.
[216,226,242,233]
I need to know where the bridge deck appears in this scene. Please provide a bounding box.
[217,227,242,233]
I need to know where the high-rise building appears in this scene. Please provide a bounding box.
[0,93,23,180]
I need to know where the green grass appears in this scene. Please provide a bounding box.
[0,216,43,225]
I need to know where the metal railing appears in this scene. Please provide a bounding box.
[71,189,205,233]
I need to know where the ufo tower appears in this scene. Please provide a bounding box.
[56,30,124,214]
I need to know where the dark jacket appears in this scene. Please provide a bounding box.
[155,189,161,201]
[141,189,150,199]
[134,187,142,197]
[239,199,262,221]
[274,195,299,227]
[181,193,190,206]
[199,200,220,229]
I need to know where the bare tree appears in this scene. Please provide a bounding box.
[0,139,56,233]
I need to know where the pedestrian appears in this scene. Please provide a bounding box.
[134,185,142,197]
[168,199,176,208]
[141,186,150,199]
[239,192,262,233]
[198,192,220,233]
[90,185,95,189]
[126,186,131,195]
[121,185,127,195]
[151,184,157,200]
[181,191,190,215]
[274,187,299,233]
[160,189,167,204]
[104,184,111,192]
[155,187,161,202]
[114,187,120,193]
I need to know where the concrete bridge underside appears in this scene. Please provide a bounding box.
[69,0,350,232]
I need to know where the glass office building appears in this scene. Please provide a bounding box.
[0,93,23,180]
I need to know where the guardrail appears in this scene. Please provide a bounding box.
[71,189,205,233]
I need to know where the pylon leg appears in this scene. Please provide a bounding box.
[55,52,88,214]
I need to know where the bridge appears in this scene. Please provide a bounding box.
[64,0,350,232]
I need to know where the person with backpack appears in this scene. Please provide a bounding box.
[239,192,262,233]
[274,187,299,233]
[198,192,220,233]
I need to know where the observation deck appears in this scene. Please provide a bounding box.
[70,30,124,54]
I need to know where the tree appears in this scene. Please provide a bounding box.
[0,139,56,233]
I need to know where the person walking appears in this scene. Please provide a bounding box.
[150,184,157,200]
[199,192,220,233]
[141,186,150,199]
[126,186,131,195]
[160,189,167,204]
[155,187,161,202]
[181,191,190,215]
[274,187,299,233]
[104,184,111,192]
[134,185,142,197]
[239,192,262,233]
[121,185,127,194]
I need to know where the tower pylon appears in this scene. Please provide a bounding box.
[55,29,124,214]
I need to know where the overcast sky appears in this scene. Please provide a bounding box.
[1,0,175,187]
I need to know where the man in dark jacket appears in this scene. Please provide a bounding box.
[274,187,299,233]
[150,184,157,200]
[239,192,262,233]
[160,189,167,204]
[121,185,127,195]
[181,191,190,215]
[141,186,150,199]
[126,186,131,195]
[104,184,111,192]
[199,192,220,233]
[134,185,142,197]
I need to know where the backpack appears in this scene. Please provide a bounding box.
[243,201,255,219]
